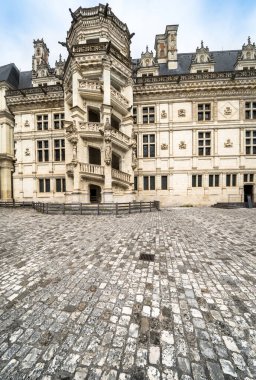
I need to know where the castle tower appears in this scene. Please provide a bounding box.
[64,4,135,203]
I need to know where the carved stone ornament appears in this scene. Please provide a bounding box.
[224,106,232,115]
[25,148,30,156]
[179,141,187,149]
[224,139,233,148]
[161,110,167,119]
[161,143,168,150]
[66,121,78,137]
[132,148,137,169]
[24,120,30,127]
[105,142,112,165]
[178,109,186,117]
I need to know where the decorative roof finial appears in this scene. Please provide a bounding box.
[248,36,251,44]
[201,40,204,48]
[146,45,149,53]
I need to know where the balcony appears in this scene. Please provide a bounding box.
[110,86,130,115]
[67,161,131,188]
[79,122,131,150]
[80,163,105,180]
[78,80,102,101]
[112,168,131,188]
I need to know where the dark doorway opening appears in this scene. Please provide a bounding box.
[89,147,101,165]
[89,185,101,203]
[244,184,253,203]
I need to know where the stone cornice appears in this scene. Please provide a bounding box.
[6,85,64,111]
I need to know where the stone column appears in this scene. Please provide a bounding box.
[0,163,12,200]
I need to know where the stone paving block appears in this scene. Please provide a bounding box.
[0,208,256,379]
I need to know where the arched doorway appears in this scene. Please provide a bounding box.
[89,184,101,203]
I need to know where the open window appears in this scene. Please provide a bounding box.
[88,107,100,123]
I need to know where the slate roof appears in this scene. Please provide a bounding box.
[0,63,32,89]
[18,71,32,89]
[133,50,240,75]
[0,63,20,88]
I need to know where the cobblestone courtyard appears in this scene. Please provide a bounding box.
[0,207,256,380]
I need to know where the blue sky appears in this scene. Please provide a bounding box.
[1,0,256,71]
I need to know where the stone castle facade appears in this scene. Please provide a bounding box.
[0,3,256,206]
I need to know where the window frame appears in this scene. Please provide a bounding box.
[226,174,237,187]
[37,140,49,162]
[245,130,256,155]
[198,131,211,156]
[142,106,155,124]
[245,101,256,120]
[192,174,203,187]
[39,178,51,193]
[143,134,155,158]
[54,139,65,162]
[53,113,65,129]
[209,174,219,187]
[56,178,66,193]
[143,176,155,190]
[36,114,49,131]
[161,175,168,190]
[197,103,211,121]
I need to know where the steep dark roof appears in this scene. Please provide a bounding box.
[134,50,240,75]
[18,71,32,89]
[0,63,33,89]
[0,63,20,87]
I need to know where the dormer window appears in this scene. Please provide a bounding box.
[190,41,215,73]
[235,36,256,71]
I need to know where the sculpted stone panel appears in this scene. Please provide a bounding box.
[218,100,239,121]
[173,102,192,122]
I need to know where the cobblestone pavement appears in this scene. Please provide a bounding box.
[0,207,256,380]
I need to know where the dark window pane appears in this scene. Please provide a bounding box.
[250,174,254,182]
[246,147,251,154]
[37,141,42,149]
[143,116,148,123]
[205,147,211,155]
[209,175,213,187]
[144,177,149,190]
[56,179,61,192]
[244,174,247,182]
[226,175,230,186]
[39,179,44,192]
[198,148,204,155]
[245,111,250,119]
[45,179,50,192]
[215,175,219,187]
[198,175,202,187]
[198,132,204,138]
[45,151,49,162]
[55,150,60,161]
[44,141,48,148]
[150,135,155,143]
[205,132,211,138]
[232,175,236,187]
[205,104,210,110]
[134,176,137,191]
[38,151,43,162]
[198,105,203,110]
[192,175,196,187]
[161,176,167,190]
[62,150,65,161]
[198,113,203,121]
[150,176,155,190]
[63,179,66,192]
[150,145,155,157]
[205,112,211,120]
[143,146,148,157]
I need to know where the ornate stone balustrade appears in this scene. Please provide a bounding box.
[112,168,131,183]
[79,79,102,91]
[111,129,130,145]
[80,163,104,176]
[79,122,102,132]
[110,86,129,108]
